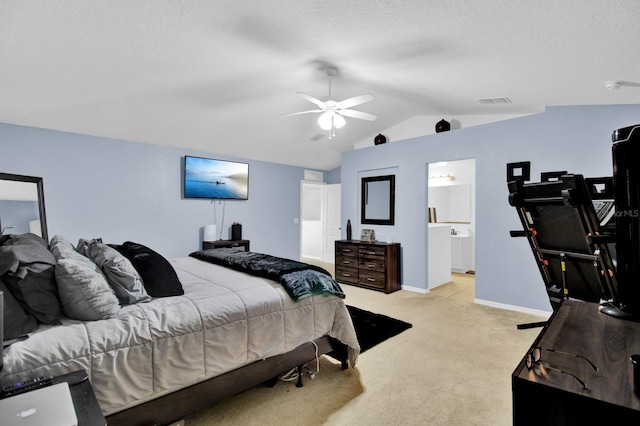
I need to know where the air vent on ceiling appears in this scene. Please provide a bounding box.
[304,170,324,182]
[477,97,512,104]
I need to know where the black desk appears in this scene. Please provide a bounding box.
[54,370,106,426]
[512,300,640,425]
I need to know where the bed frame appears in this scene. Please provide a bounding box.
[105,336,348,426]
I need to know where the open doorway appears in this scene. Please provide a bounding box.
[427,159,476,302]
[300,181,341,275]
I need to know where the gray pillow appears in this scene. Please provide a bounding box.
[51,235,120,321]
[77,239,150,305]
[50,234,82,261]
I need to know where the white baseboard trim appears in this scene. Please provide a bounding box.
[428,282,448,290]
[474,298,552,318]
[401,285,429,294]
[398,286,551,316]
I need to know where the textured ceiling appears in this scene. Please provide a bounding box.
[1,1,639,170]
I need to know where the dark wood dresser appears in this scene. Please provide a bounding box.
[334,239,400,293]
[512,300,640,425]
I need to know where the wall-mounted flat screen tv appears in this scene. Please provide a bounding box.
[184,155,249,200]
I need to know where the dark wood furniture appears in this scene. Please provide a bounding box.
[335,239,400,293]
[202,239,250,251]
[0,370,105,426]
[106,336,347,426]
[512,300,640,425]
[54,370,106,426]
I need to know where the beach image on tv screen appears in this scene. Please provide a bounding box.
[185,157,248,199]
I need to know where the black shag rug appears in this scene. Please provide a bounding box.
[347,305,413,353]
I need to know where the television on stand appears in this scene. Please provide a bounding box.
[183,156,249,200]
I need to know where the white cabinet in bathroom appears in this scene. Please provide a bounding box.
[451,235,473,273]
[428,224,452,288]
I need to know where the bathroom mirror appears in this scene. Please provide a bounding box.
[361,175,395,225]
[0,173,48,241]
[428,184,471,223]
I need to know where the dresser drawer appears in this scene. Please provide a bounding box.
[358,245,385,257]
[359,271,386,289]
[336,255,358,268]
[335,266,359,284]
[336,243,359,257]
[359,255,386,272]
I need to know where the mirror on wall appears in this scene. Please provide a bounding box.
[428,184,471,223]
[0,173,48,241]
[361,175,395,225]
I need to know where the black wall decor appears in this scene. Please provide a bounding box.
[374,134,387,145]
[435,119,451,133]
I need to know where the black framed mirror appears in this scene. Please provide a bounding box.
[0,173,48,242]
[361,175,395,225]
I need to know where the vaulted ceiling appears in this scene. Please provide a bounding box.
[1,1,639,170]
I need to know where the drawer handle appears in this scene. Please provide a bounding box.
[343,249,351,252]
[366,251,376,255]
[367,264,376,268]
[342,273,352,277]
[342,260,351,265]
[366,277,376,282]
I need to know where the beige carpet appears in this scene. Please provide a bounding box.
[184,275,546,426]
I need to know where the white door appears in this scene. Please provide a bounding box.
[322,184,341,263]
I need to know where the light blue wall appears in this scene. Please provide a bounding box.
[341,104,640,312]
[325,166,341,184]
[0,123,307,260]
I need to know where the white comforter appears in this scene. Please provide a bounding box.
[0,257,360,415]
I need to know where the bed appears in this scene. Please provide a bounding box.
[0,234,360,425]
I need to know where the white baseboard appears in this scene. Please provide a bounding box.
[474,298,552,318]
[398,285,552,317]
[401,285,429,294]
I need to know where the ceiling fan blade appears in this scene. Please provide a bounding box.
[280,109,323,117]
[338,109,377,121]
[297,92,326,109]
[336,94,374,109]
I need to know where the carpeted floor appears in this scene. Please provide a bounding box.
[184,281,547,426]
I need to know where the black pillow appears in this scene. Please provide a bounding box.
[0,233,61,325]
[1,278,37,341]
[108,241,184,297]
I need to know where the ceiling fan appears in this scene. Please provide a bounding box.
[605,80,640,90]
[282,67,377,139]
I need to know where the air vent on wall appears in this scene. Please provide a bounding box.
[304,170,324,182]
[477,97,512,104]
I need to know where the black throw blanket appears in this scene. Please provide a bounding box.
[189,248,345,301]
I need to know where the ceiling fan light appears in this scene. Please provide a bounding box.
[334,113,346,129]
[318,113,332,130]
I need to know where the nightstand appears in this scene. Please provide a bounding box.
[202,239,250,251]
[55,370,106,425]
[0,370,106,426]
